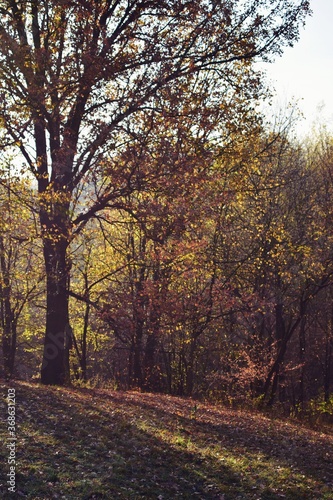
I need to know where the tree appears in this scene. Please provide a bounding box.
[0,0,310,385]
[212,125,333,407]
[69,222,121,382]
[0,173,42,378]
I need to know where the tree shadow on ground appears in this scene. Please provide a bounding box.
[107,390,333,483]
[0,381,332,499]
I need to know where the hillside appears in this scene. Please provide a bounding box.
[0,381,332,499]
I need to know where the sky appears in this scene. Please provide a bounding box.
[260,0,333,138]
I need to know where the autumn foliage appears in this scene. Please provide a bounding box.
[1,0,331,416]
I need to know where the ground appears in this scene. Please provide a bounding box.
[0,380,332,499]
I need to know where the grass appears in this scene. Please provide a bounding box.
[0,380,332,499]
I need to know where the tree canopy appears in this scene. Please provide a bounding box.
[0,0,311,387]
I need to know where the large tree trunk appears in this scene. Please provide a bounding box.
[37,114,74,385]
[40,237,72,385]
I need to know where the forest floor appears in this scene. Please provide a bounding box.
[0,380,332,499]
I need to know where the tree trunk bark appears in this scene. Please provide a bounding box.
[262,301,285,404]
[263,298,306,405]
[40,237,71,385]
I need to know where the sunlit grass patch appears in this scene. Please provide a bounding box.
[0,381,332,499]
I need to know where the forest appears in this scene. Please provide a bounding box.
[1,0,332,417]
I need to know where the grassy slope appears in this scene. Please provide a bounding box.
[0,381,332,499]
